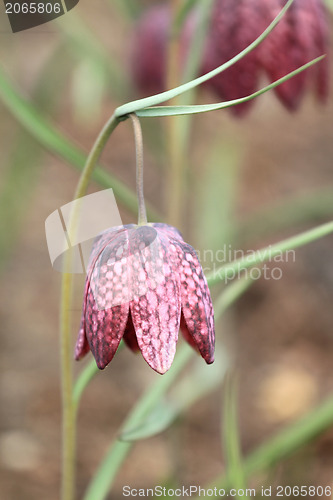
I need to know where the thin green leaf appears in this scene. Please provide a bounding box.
[199,395,333,496]
[119,400,178,442]
[73,343,125,411]
[136,57,325,117]
[0,67,160,220]
[73,359,99,412]
[214,277,254,319]
[115,0,295,117]
[223,375,246,496]
[0,45,72,271]
[120,343,228,442]
[206,221,333,287]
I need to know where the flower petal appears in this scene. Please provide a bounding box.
[74,226,133,363]
[172,240,215,364]
[74,316,90,361]
[85,286,129,369]
[129,228,181,374]
[83,229,133,369]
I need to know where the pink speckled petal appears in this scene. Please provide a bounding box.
[77,227,134,369]
[74,226,134,363]
[84,284,129,369]
[172,240,215,364]
[129,229,181,374]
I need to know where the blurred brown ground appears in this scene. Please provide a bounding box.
[0,2,332,499]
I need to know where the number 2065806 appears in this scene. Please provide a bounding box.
[6,3,62,14]
[276,486,332,497]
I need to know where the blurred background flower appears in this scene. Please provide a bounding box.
[132,0,329,115]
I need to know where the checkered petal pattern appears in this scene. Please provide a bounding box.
[75,223,215,374]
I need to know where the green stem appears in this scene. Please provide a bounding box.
[60,273,76,500]
[60,113,121,500]
[129,114,147,225]
[0,68,161,219]
[73,114,119,200]
[73,359,99,414]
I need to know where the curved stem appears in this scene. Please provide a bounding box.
[129,114,147,225]
[60,112,121,500]
[73,113,119,200]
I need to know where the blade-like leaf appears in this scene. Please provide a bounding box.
[223,375,246,495]
[136,57,325,117]
[120,344,228,442]
[198,395,333,497]
[115,0,295,117]
[206,221,333,287]
[119,400,178,442]
[0,67,160,220]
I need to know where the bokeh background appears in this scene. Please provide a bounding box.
[0,1,332,499]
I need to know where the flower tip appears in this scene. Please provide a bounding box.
[144,353,175,375]
[95,358,108,371]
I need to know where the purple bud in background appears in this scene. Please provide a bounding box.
[131,0,330,116]
[131,5,170,96]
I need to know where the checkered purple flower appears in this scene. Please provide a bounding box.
[75,223,215,374]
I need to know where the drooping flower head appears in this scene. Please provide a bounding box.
[75,223,215,374]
